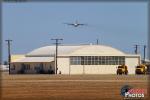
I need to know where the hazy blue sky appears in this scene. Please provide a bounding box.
[2,2,148,61]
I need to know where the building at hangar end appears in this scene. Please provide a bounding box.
[10,44,140,74]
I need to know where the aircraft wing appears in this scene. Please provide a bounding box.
[63,23,74,25]
[78,24,88,26]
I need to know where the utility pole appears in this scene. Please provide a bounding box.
[51,38,63,74]
[5,39,12,74]
[96,39,99,45]
[134,44,140,54]
[143,45,146,63]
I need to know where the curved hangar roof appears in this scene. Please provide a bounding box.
[26,45,126,57]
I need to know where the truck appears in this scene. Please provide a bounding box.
[117,64,128,75]
[135,64,147,74]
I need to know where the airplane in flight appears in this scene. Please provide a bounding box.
[63,20,87,27]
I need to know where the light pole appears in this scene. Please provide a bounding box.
[51,38,63,74]
[5,39,12,74]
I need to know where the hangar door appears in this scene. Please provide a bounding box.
[125,57,139,74]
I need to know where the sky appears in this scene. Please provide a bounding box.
[2,2,148,62]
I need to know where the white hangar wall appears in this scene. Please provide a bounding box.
[125,56,140,74]
[57,56,140,75]
[57,57,70,74]
[57,56,119,74]
[70,65,117,74]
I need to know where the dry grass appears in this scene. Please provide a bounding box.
[1,72,149,100]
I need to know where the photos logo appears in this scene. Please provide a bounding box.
[120,85,147,99]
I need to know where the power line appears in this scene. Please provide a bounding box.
[5,39,12,74]
[51,38,63,74]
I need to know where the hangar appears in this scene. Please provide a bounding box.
[10,44,141,74]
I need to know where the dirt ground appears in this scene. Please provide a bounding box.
[0,72,149,100]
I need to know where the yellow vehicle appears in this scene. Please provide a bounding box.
[135,64,147,74]
[146,64,150,74]
[117,64,128,75]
